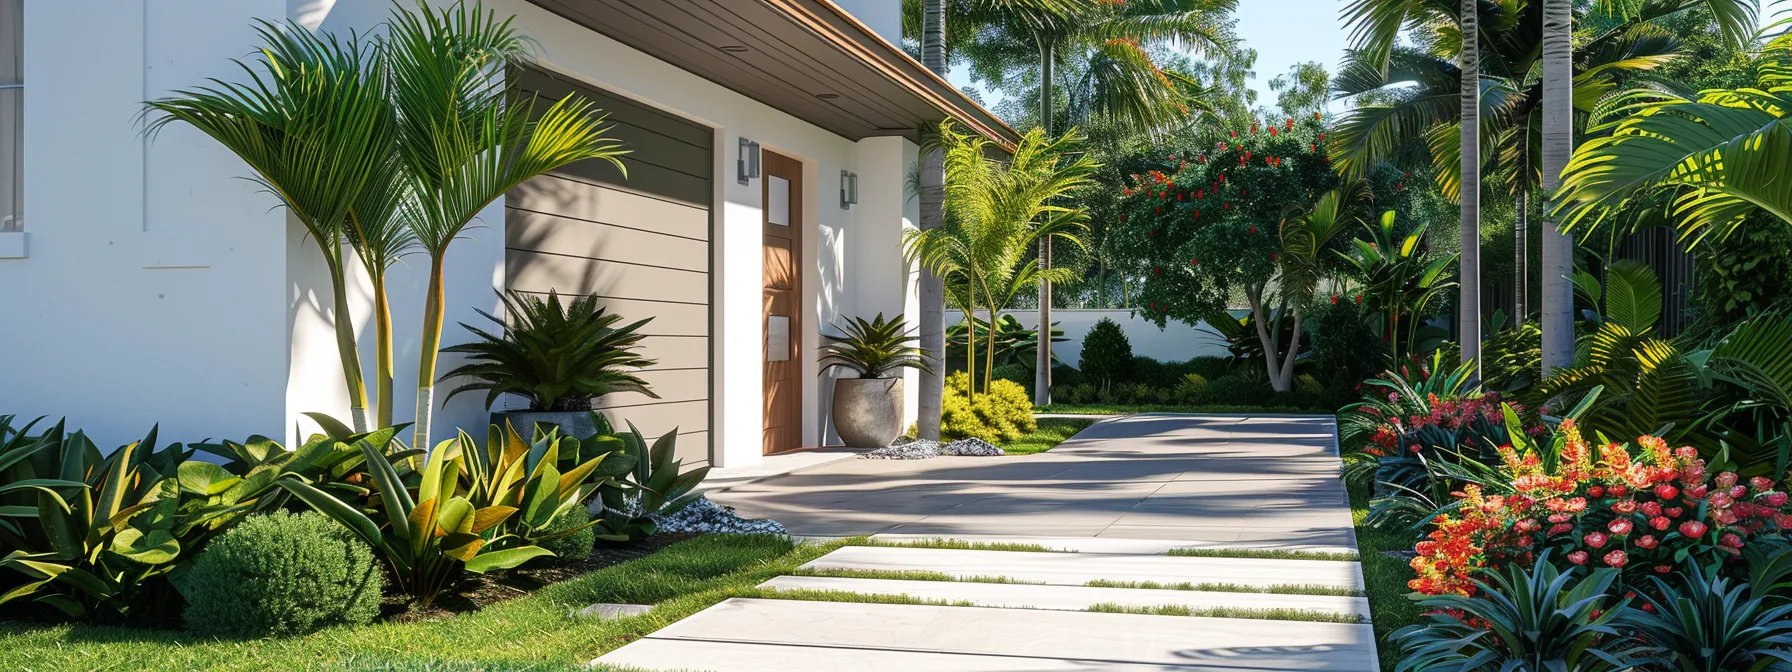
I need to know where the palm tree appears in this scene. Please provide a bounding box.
[146,21,395,433]
[1540,0,1576,376]
[1459,0,1482,375]
[385,2,628,452]
[917,0,948,441]
[1554,13,1792,240]
[343,148,417,429]
[905,122,1096,395]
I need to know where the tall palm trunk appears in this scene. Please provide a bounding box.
[1540,0,1575,374]
[1458,0,1482,377]
[1034,37,1055,407]
[1514,190,1528,322]
[370,267,395,429]
[917,0,948,440]
[413,254,447,451]
[324,242,371,433]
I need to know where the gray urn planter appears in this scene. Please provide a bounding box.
[491,410,598,439]
[832,377,904,448]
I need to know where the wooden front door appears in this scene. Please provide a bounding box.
[762,151,802,455]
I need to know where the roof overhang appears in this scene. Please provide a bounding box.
[525,0,1019,150]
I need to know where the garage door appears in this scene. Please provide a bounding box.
[506,67,713,467]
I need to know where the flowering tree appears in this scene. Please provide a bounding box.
[1112,115,1341,391]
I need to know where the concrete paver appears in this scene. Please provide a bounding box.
[800,545,1365,591]
[758,575,1372,617]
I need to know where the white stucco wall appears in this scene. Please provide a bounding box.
[946,309,1234,368]
[1,0,917,466]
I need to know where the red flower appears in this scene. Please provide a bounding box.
[1231,130,1237,138]
[1720,533,1745,549]
[1589,486,1605,498]
[1654,484,1679,500]
[1717,472,1739,489]
[1680,521,1708,538]
[1650,516,1672,531]
[1750,476,1774,492]
[1666,507,1685,518]
[1641,501,1663,517]
[1330,294,1338,305]
[1249,226,1255,235]
[1547,523,1574,536]
[1764,492,1788,507]
[1655,565,1673,574]
[1567,550,1589,565]
[1191,258,1198,266]
[1687,485,1709,499]
[1611,500,1637,514]
[1584,532,1609,549]
[1635,534,1659,549]
[1354,295,1363,304]
[1603,550,1628,568]
[1608,519,1632,536]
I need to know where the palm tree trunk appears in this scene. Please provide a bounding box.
[1034,37,1055,407]
[1514,190,1528,323]
[413,253,447,452]
[1540,0,1576,375]
[325,249,371,434]
[371,267,395,429]
[917,0,948,440]
[1458,0,1483,378]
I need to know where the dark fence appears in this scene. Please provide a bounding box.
[1477,226,1696,338]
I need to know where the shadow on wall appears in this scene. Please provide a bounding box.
[944,309,1234,366]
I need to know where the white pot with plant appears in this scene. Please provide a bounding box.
[821,314,934,448]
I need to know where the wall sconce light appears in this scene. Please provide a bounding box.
[738,137,761,185]
[839,170,858,209]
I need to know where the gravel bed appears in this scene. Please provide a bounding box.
[607,495,789,535]
[859,437,1003,459]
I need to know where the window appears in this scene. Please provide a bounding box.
[0,0,19,233]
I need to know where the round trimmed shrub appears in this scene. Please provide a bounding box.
[538,505,596,562]
[1078,318,1133,388]
[1175,374,1210,404]
[942,371,1036,442]
[178,511,382,637]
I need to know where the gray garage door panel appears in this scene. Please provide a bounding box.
[506,66,714,465]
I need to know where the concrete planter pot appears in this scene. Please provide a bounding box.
[832,377,904,448]
[490,410,598,439]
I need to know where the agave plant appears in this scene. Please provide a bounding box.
[442,290,657,412]
[457,420,631,547]
[594,422,709,540]
[1622,561,1792,672]
[277,428,551,606]
[820,313,934,379]
[1393,556,1637,672]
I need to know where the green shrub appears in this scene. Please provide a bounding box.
[1303,298,1381,385]
[1294,373,1323,397]
[538,505,596,562]
[177,511,382,637]
[1174,374,1210,404]
[942,371,1036,442]
[1078,318,1133,389]
[1205,374,1274,406]
[1182,356,1236,380]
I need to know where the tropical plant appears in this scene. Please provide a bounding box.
[945,314,1065,374]
[276,427,552,606]
[1705,311,1792,479]
[1393,556,1637,672]
[1622,560,1792,672]
[820,313,934,379]
[1078,317,1133,391]
[1555,11,1792,242]
[0,422,299,621]
[1337,211,1457,363]
[941,371,1036,443]
[457,422,623,548]
[1483,310,1544,394]
[440,291,656,412]
[175,510,382,637]
[386,1,630,451]
[592,421,710,540]
[904,121,1097,396]
[144,20,395,432]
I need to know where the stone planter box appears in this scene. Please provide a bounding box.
[832,377,904,448]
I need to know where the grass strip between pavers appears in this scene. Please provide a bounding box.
[0,534,848,672]
[792,567,1046,584]
[1083,578,1365,597]
[1164,547,1360,562]
[856,537,1067,553]
[1085,602,1367,624]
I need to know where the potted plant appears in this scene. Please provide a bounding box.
[441,290,657,438]
[820,313,933,447]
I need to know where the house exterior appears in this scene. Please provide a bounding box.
[0,0,1015,469]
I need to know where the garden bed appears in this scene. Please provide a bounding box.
[1040,403,1332,416]
[0,534,843,671]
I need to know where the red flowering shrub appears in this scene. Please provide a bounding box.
[1410,417,1792,597]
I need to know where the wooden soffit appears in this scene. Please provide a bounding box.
[527,0,1018,149]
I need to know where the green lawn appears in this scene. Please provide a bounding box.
[1348,476,1423,671]
[1038,403,1330,416]
[0,534,851,672]
[1001,417,1097,454]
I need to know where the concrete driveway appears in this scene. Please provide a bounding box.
[708,413,1357,549]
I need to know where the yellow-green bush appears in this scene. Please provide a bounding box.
[941,371,1036,442]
